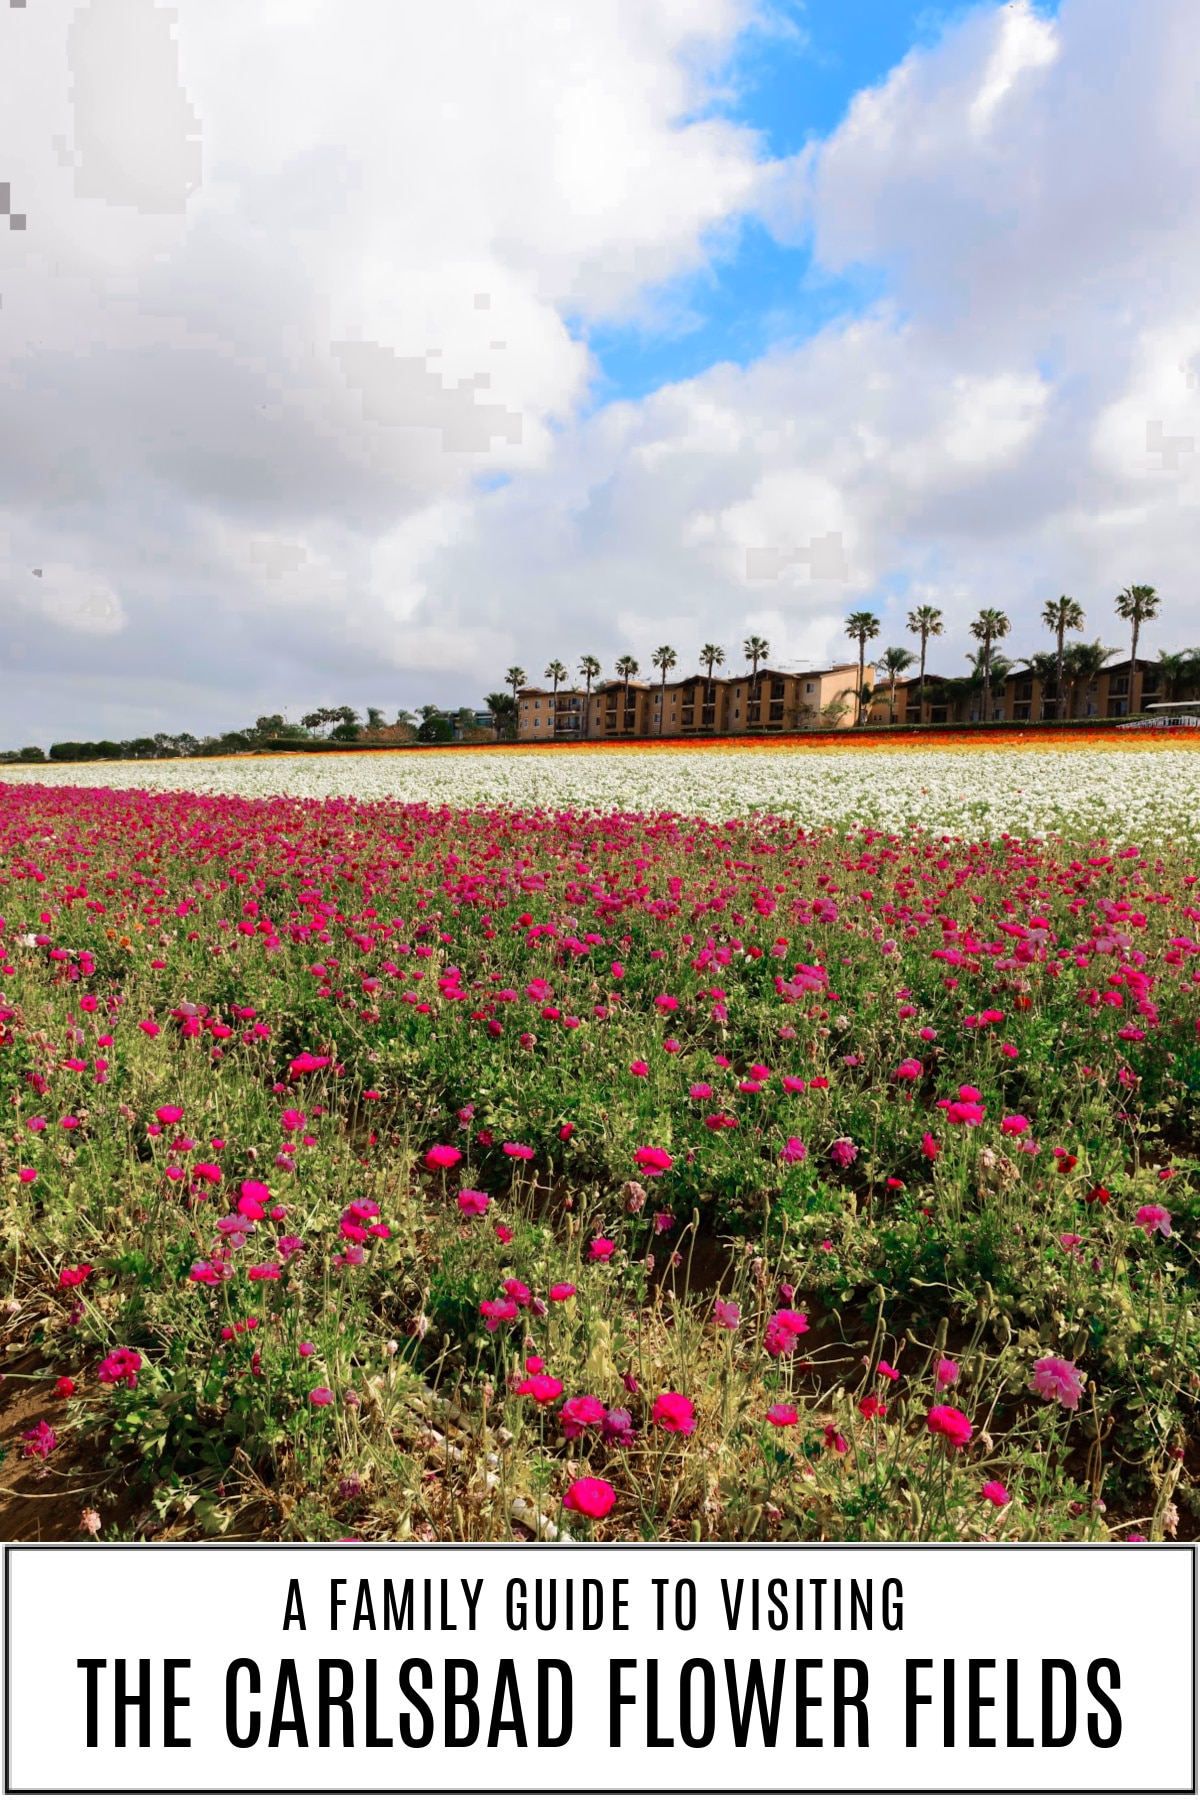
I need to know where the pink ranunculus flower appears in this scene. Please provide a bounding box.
[764,1309,809,1357]
[1001,1114,1030,1136]
[97,1347,142,1390]
[424,1144,461,1171]
[589,1236,616,1262]
[560,1394,605,1438]
[1029,1356,1085,1410]
[713,1298,740,1330]
[514,1374,563,1405]
[563,1476,616,1520]
[981,1480,1011,1507]
[652,1391,695,1434]
[634,1145,673,1175]
[935,1357,959,1389]
[480,1297,519,1331]
[457,1189,489,1217]
[503,1142,534,1159]
[766,1403,798,1427]
[829,1137,857,1170]
[1136,1203,1172,1239]
[780,1136,807,1164]
[309,1386,335,1406]
[927,1404,973,1448]
[945,1100,985,1127]
[549,1282,576,1302]
[893,1058,921,1081]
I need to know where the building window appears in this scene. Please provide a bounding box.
[770,678,785,700]
[769,701,785,721]
[734,707,740,720]
[806,682,815,694]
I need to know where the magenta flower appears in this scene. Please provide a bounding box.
[1136,1204,1172,1239]
[1029,1356,1085,1410]
[893,1058,921,1081]
[480,1297,519,1331]
[514,1373,563,1405]
[765,1403,799,1427]
[935,1357,960,1389]
[652,1392,695,1434]
[457,1188,489,1217]
[634,1145,673,1175]
[21,1420,57,1460]
[562,1476,615,1520]
[829,1137,857,1170]
[97,1347,142,1390]
[981,1480,1011,1507]
[424,1144,461,1171]
[780,1136,807,1164]
[589,1236,616,1262]
[1001,1114,1030,1136]
[764,1309,808,1357]
[560,1394,605,1438]
[502,1142,534,1159]
[713,1298,740,1330]
[549,1282,577,1302]
[927,1404,973,1448]
[309,1386,335,1406]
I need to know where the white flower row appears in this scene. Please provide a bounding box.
[1,747,1197,842]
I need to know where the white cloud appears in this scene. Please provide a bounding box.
[1,0,1198,740]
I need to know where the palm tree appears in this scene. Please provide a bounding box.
[700,643,725,682]
[1062,640,1117,719]
[651,644,677,736]
[1041,595,1085,720]
[1114,585,1161,709]
[743,636,770,685]
[578,654,601,739]
[505,666,527,705]
[879,645,915,723]
[906,604,944,724]
[483,692,516,739]
[544,659,568,736]
[613,655,639,734]
[844,611,880,724]
[968,608,1010,723]
[1157,646,1200,703]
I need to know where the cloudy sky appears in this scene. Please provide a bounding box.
[0,0,1196,742]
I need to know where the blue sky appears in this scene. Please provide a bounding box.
[577,0,1062,406]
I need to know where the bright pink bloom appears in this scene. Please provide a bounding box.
[549,1282,577,1302]
[98,1347,142,1390]
[309,1386,335,1406]
[893,1058,921,1080]
[766,1403,798,1427]
[823,1423,848,1454]
[981,1480,1011,1507]
[589,1237,616,1262]
[780,1136,807,1164]
[634,1145,673,1175]
[424,1144,461,1171]
[1001,1114,1030,1136]
[829,1137,857,1170]
[629,1060,649,1077]
[652,1391,695,1434]
[1029,1356,1085,1410]
[562,1477,615,1520]
[1136,1204,1172,1239]
[560,1394,605,1437]
[514,1374,563,1405]
[59,1264,91,1288]
[764,1308,809,1357]
[503,1142,534,1159]
[935,1358,959,1389]
[927,1404,973,1448]
[713,1298,740,1330]
[457,1188,489,1217]
[480,1297,519,1331]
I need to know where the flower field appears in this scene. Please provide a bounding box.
[3,735,1200,841]
[0,763,1197,1542]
